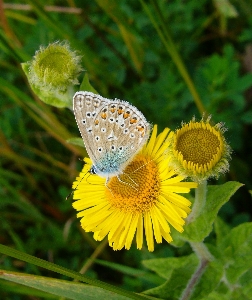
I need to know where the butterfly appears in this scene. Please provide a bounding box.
[73,91,151,180]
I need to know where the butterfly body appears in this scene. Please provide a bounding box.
[73,91,151,179]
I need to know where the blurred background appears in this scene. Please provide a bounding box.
[0,0,252,298]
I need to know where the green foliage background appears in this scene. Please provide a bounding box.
[0,0,252,299]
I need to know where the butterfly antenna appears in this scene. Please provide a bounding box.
[65,161,89,200]
[66,190,74,200]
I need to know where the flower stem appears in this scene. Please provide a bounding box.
[187,180,207,224]
[180,242,214,300]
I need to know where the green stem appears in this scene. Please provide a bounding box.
[180,242,214,300]
[190,242,214,262]
[187,180,207,224]
[78,239,108,275]
[180,180,212,300]
[140,0,206,115]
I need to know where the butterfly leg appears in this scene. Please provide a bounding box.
[105,178,115,197]
[116,174,138,190]
[122,173,139,187]
[67,161,90,200]
[131,158,152,174]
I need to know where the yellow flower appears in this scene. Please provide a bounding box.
[168,116,231,182]
[72,125,198,251]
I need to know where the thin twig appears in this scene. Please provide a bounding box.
[180,258,209,300]
[0,0,22,45]
[3,3,82,14]
[78,239,108,276]
[180,242,214,300]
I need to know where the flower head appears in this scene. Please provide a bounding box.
[72,125,197,251]
[168,116,231,182]
[28,41,82,93]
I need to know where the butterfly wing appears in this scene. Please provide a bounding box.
[90,99,151,177]
[73,91,151,177]
[73,91,110,162]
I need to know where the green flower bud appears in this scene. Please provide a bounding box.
[22,41,83,108]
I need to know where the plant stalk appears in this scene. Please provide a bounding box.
[187,180,207,224]
[180,242,214,300]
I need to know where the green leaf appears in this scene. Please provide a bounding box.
[0,244,149,300]
[202,291,230,300]
[67,137,85,148]
[143,254,224,300]
[230,288,251,300]
[142,254,198,299]
[21,62,73,108]
[213,0,238,18]
[214,217,231,247]
[219,223,252,284]
[243,280,252,298]
[80,72,98,94]
[95,259,164,286]
[239,269,252,298]
[142,254,198,280]
[0,278,57,298]
[181,182,243,242]
[0,270,130,300]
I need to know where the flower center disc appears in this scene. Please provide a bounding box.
[106,155,160,213]
[176,127,221,165]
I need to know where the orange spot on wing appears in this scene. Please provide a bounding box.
[130,117,137,124]
[123,112,130,119]
[118,109,124,115]
[101,113,107,119]
[137,125,145,132]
